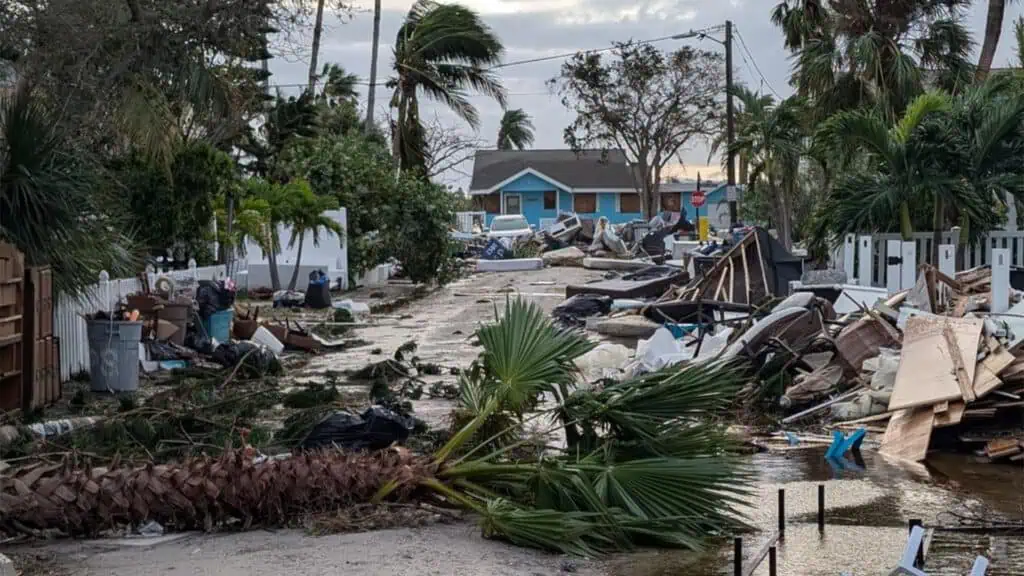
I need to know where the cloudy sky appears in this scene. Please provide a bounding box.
[269,0,1023,189]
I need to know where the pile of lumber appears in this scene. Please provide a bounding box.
[859,268,1024,463]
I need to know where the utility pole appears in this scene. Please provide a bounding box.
[725,20,737,229]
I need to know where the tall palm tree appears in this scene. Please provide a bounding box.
[977,0,1019,79]
[496,108,534,150]
[724,87,806,250]
[390,0,506,173]
[771,0,975,121]
[365,0,382,133]
[308,0,327,92]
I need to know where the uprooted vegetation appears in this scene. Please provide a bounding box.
[0,298,753,555]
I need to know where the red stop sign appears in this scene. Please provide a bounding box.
[691,190,706,208]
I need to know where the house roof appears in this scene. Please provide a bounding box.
[469,149,636,193]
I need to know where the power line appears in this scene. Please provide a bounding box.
[263,24,728,90]
[733,27,781,98]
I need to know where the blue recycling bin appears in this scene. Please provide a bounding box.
[201,309,234,343]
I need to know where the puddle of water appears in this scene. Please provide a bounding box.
[608,447,1022,576]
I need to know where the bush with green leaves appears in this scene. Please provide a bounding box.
[110,141,237,264]
[280,132,460,286]
[378,174,460,285]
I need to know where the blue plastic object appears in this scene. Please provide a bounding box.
[665,323,698,338]
[825,427,866,460]
[201,309,234,343]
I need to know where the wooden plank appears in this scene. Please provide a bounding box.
[741,244,751,305]
[944,324,976,402]
[934,401,966,428]
[880,407,934,462]
[974,343,1015,399]
[889,316,983,411]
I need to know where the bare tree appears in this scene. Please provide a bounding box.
[550,42,724,219]
[421,115,485,181]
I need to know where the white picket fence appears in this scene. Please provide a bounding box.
[55,263,235,382]
[837,230,1024,291]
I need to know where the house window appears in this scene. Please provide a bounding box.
[543,191,557,210]
[661,193,681,212]
[573,193,597,213]
[504,194,521,214]
[619,194,640,213]
[479,194,500,213]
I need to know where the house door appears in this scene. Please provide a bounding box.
[504,194,521,214]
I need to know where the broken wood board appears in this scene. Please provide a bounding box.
[888,316,983,411]
[933,401,966,428]
[943,324,975,402]
[973,342,1016,399]
[880,407,934,462]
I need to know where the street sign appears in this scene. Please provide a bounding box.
[691,190,706,208]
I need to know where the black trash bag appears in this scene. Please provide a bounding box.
[148,341,183,361]
[211,341,282,376]
[552,294,613,327]
[184,323,214,355]
[196,280,236,318]
[305,270,331,309]
[300,406,416,451]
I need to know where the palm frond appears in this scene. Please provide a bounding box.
[894,91,950,144]
[476,297,594,411]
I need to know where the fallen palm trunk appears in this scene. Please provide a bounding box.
[0,448,435,536]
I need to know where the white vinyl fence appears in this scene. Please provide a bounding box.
[836,230,1024,291]
[55,263,235,382]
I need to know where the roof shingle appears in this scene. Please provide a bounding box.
[469,149,636,192]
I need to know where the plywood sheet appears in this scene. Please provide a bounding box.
[888,316,983,410]
[880,407,934,462]
[933,401,966,428]
[974,343,1016,399]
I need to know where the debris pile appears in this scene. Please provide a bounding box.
[452,209,725,273]
[544,227,1023,466]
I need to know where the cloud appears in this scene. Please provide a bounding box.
[270,0,1023,190]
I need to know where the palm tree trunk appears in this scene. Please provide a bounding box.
[268,250,281,292]
[899,203,913,240]
[267,225,282,291]
[931,197,944,265]
[365,0,381,132]
[287,230,306,291]
[394,90,405,171]
[307,0,326,93]
[977,0,1007,79]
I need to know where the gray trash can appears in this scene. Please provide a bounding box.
[86,319,143,392]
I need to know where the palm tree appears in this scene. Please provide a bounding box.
[308,0,327,91]
[1,87,138,294]
[815,82,1024,262]
[366,0,382,133]
[977,0,1019,79]
[496,109,534,150]
[390,0,507,173]
[283,182,343,290]
[724,87,806,250]
[771,0,975,121]
[320,64,359,101]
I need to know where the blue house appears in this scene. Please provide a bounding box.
[468,149,730,229]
